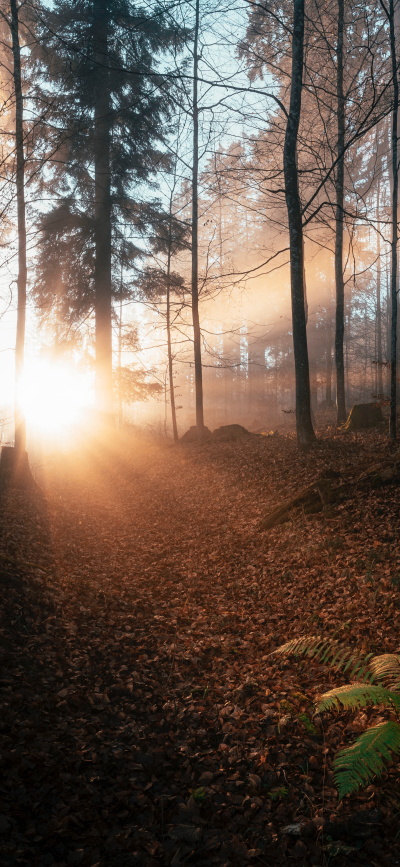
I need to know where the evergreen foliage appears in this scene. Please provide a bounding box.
[31,0,185,412]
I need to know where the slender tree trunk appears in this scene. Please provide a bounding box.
[335,0,346,425]
[376,180,383,395]
[346,308,350,402]
[166,210,179,442]
[164,370,168,436]
[191,0,204,434]
[10,0,26,455]
[326,307,332,405]
[387,247,391,395]
[389,0,398,440]
[118,293,123,428]
[283,0,315,446]
[93,1,113,421]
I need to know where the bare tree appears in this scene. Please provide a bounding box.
[191,0,205,436]
[166,196,180,442]
[384,0,399,440]
[334,0,346,425]
[283,0,315,445]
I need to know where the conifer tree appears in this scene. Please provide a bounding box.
[33,0,182,423]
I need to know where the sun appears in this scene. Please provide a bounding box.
[20,360,93,433]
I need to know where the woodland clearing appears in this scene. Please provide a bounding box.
[0,424,400,867]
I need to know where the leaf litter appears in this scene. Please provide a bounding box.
[0,424,400,866]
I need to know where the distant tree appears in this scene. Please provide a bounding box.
[140,150,189,441]
[114,319,162,422]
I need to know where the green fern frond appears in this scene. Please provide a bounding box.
[274,635,374,681]
[369,654,400,688]
[274,635,327,658]
[333,721,400,797]
[317,683,400,713]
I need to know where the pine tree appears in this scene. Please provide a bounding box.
[33,0,183,423]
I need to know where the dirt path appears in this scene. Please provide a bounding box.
[0,429,399,867]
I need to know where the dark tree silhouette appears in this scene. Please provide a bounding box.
[33,0,182,423]
[283,0,315,446]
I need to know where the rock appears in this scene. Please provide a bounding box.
[179,425,212,444]
[281,823,302,836]
[211,424,251,442]
[344,403,384,430]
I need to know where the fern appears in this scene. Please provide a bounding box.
[274,635,375,681]
[275,634,400,797]
[333,721,400,797]
[317,683,400,713]
[369,653,400,688]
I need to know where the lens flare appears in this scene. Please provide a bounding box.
[20,360,92,433]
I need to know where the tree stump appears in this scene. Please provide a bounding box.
[0,447,38,489]
[344,403,384,431]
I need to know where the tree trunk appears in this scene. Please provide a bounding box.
[283,0,315,446]
[389,0,398,440]
[387,245,391,395]
[191,0,205,435]
[10,0,27,455]
[93,1,113,421]
[376,178,383,395]
[326,307,333,405]
[166,210,179,442]
[335,0,346,425]
[118,292,123,428]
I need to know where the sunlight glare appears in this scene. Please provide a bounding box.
[21,361,93,433]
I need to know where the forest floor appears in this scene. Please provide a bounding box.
[1,422,400,867]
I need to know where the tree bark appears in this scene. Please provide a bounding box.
[283,0,315,446]
[166,207,178,442]
[118,292,123,428]
[191,0,205,435]
[93,0,113,421]
[10,0,27,455]
[376,177,383,395]
[335,0,346,425]
[326,307,333,405]
[388,0,398,440]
